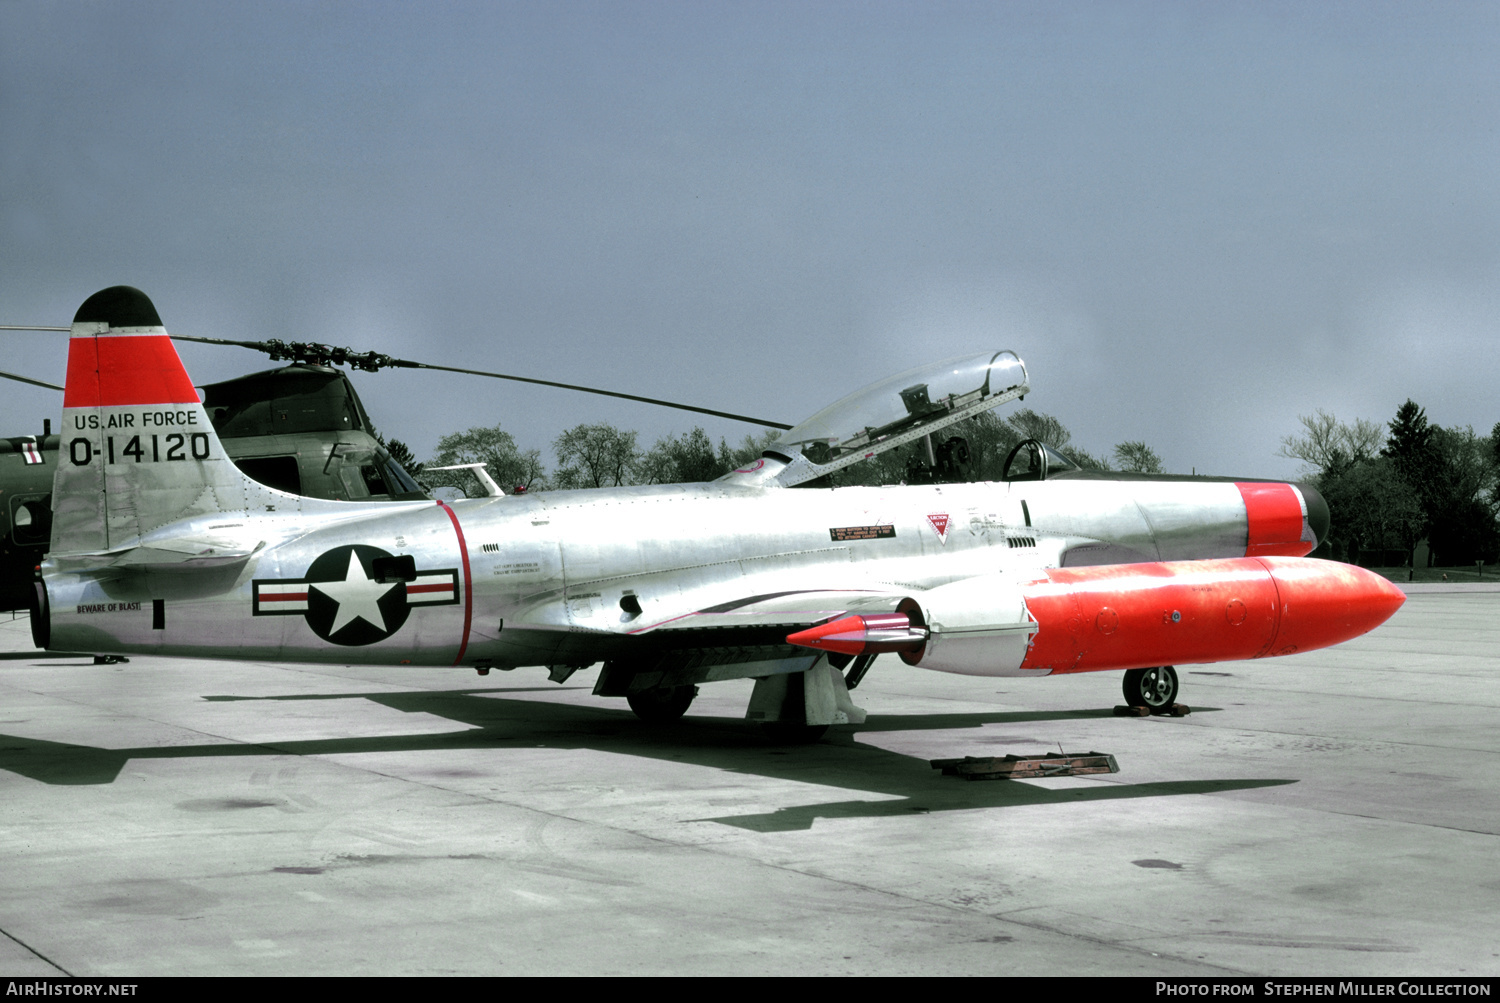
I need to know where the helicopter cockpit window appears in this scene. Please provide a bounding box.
[338,464,367,499]
[234,455,303,495]
[201,366,366,437]
[773,351,1026,463]
[9,495,51,546]
[376,451,424,497]
[359,462,389,497]
[336,452,382,500]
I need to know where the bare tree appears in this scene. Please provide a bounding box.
[1000,408,1112,470]
[1113,440,1163,473]
[1006,409,1072,451]
[554,423,640,488]
[1279,410,1383,474]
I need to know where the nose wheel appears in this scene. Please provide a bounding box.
[1122,666,1179,711]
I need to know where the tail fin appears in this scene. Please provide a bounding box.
[52,286,273,561]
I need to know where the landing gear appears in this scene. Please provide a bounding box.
[626,685,698,724]
[745,662,864,743]
[1122,666,1178,711]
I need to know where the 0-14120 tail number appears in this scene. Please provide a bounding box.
[69,433,211,466]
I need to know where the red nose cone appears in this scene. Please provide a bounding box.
[1259,558,1406,657]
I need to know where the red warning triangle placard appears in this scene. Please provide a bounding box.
[926,512,950,544]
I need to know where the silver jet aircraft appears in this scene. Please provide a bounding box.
[31,287,1405,739]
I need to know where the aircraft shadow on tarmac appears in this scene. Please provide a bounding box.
[0,688,1290,830]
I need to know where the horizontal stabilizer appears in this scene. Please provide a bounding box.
[50,539,265,572]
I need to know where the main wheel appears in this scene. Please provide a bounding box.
[626,685,698,724]
[1122,666,1178,711]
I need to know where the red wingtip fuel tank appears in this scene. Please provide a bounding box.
[787,558,1405,676]
[1018,557,1406,674]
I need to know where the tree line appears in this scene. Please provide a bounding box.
[1279,403,1500,567]
[387,399,1500,567]
[387,408,1165,496]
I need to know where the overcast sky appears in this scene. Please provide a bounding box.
[2,1,1496,479]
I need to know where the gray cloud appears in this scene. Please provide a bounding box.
[3,1,1496,476]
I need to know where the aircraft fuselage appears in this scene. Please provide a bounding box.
[41,475,1308,672]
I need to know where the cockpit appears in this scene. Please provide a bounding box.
[767,351,1029,487]
[1000,439,1081,482]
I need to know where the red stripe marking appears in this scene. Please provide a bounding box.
[436,500,473,664]
[1236,482,1310,558]
[406,583,453,594]
[64,334,199,408]
[260,592,308,602]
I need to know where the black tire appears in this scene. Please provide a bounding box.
[1122,666,1178,711]
[626,685,698,724]
[760,722,830,744]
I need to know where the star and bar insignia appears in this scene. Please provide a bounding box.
[253,544,459,646]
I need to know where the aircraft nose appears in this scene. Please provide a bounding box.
[1299,481,1331,549]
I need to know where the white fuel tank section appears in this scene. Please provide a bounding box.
[901,574,1042,677]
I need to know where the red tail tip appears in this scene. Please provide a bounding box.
[64,288,198,409]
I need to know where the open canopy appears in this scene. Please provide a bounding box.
[769,351,1028,485]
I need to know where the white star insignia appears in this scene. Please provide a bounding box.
[311,551,399,635]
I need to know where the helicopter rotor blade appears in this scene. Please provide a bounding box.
[3,328,793,430]
[0,369,63,391]
[0,326,67,389]
[167,334,272,351]
[388,360,792,430]
[171,336,792,429]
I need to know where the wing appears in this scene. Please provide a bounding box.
[624,588,905,634]
[507,579,918,683]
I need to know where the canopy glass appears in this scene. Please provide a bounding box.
[773,351,1027,463]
